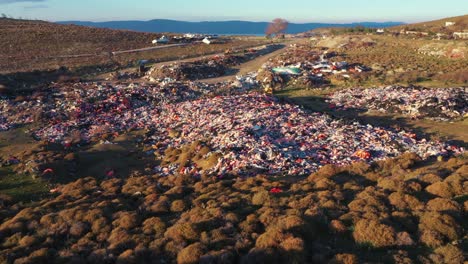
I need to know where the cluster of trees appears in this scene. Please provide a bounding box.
[331,26,376,35]
[266,18,289,38]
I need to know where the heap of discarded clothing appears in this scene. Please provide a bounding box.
[1,82,464,177]
[146,93,462,176]
[327,86,468,120]
[0,76,261,135]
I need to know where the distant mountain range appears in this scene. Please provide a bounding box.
[58,19,404,35]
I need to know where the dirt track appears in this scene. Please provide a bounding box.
[200,45,289,83]
[92,42,293,83]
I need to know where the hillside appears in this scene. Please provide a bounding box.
[0,18,159,72]
[391,14,468,33]
[0,18,270,82]
[58,19,403,34]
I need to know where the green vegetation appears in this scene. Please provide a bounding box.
[0,167,49,203]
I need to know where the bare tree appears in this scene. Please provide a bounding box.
[266,18,289,38]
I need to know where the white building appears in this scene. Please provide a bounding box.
[453,32,468,39]
[152,35,169,44]
[445,21,456,27]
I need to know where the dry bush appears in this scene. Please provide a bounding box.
[308,164,342,181]
[395,232,415,246]
[107,227,134,252]
[18,235,38,248]
[170,200,186,212]
[164,222,199,243]
[315,178,338,190]
[277,215,305,233]
[328,253,359,264]
[388,192,424,211]
[116,249,135,264]
[375,153,421,175]
[420,173,443,185]
[377,178,401,192]
[142,217,166,236]
[252,189,270,206]
[348,187,389,215]
[429,244,465,264]
[329,220,348,234]
[59,177,98,198]
[176,242,206,264]
[352,219,397,247]
[418,212,461,247]
[255,228,285,249]
[419,230,446,248]
[100,178,123,195]
[426,198,462,214]
[69,221,89,237]
[122,177,158,196]
[425,179,465,198]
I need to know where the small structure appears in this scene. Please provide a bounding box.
[202,37,212,45]
[445,21,456,27]
[152,35,169,44]
[376,28,385,34]
[402,30,429,36]
[435,33,446,40]
[453,31,468,39]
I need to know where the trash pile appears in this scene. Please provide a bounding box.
[146,59,228,81]
[0,76,262,136]
[1,83,463,177]
[418,42,467,59]
[146,45,283,82]
[327,86,468,120]
[258,44,370,92]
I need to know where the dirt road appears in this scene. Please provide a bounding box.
[199,46,288,83]
[92,42,291,82]
[111,43,189,55]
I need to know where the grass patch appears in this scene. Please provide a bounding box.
[0,167,49,203]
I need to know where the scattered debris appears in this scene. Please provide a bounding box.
[328,86,468,120]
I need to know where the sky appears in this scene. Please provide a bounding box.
[0,0,467,23]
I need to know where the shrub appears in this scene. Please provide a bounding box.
[164,222,199,242]
[328,253,359,264]
[116,249,135,264]
[418,212,461,247]
[352,219,397,247]
[426,198,461,214]
[329,220,347,234]
[18,235,37,248]
[252,190,270,206]
[429,244,464,264]
[426,182,455,198]
[113,212,139,230]
[255,228,285,249]
[388,192,424,210]
[177,242,206,264]
[69,222,89,237]
[142,217,166,236]
[170,200,186,212]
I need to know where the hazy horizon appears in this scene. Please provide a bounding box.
[0,0,466,24]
